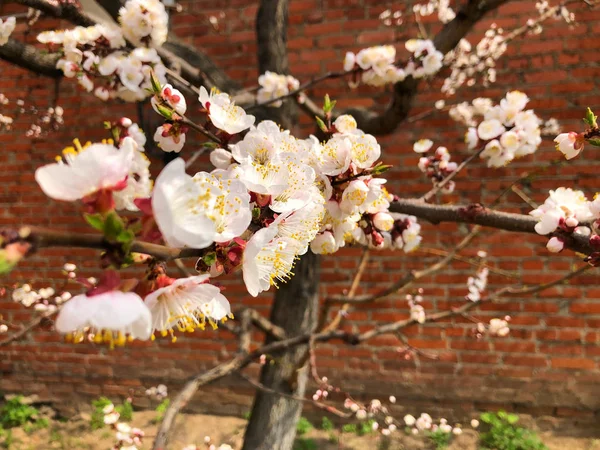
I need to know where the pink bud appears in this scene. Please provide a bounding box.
[546,236,564,253]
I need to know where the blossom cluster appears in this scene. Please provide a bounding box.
[466,262,489,302]
[102,402,145,450]
[452,91,542,168]
[145,384,168,400]
[52,271,232,345]
[32,80,416,343]
[414,140,458,194]
[529,187,595,253]
[0,16,16,46]
[183,443,232,450]
[119,0,169,47]
[151,84,420,286]
[442,24,504,95]
[37,0,168,102]
[413,0,456,24]
[0,92,13,130]
[11,263,76,311]
[404,413,462,436]
[483,317,511,337]
[407,291,425,324]
[343,40,443,87]
[257,71,300,107]
[378,9,403,27]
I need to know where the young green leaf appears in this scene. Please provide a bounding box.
[584,107,598,128]
[84,213,105,232]
[103,213,125,240]
[315,116,328,133]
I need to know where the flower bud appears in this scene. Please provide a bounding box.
[546,236,564,253]
[373,212,394,232]
[209,148,233,169]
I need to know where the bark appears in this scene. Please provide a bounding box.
[242,252,321,450]
[0,39,61,77]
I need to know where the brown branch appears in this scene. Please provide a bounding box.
[152,355,247,450]
[10,0,95,25]
[416,247,518,279]
[320,249,370,331]
[389,199,594,255]
[0,39,61,77]
[21,226,205,260]
[179,116,222,145]
[353,264,593,343]
[351,0,511,135]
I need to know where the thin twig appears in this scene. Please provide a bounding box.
[320,250,370,332]
[237,372,351,418]
[0,309,57,347]
[420,145,486,202]
[153,264,594,449]
[325,227,480,305]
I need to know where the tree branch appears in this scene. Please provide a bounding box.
[0,309,57,347]
[390,199,594,255]
[11,0,95,26]
[0,39,61,77]
[351,0,512,134]
[420,145,487,202]
[20,226,205,260]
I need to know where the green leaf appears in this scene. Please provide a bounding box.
[103,213,124,240]
[315,116,328,133]
[371,163,393,175]
[480,412,493,423]
[116,230,135,244]
[202,252,217,267]
[111,127,121,143]
[588,138,600,147]
[202,141,219,150]
[0,252,17,275]
[84,213,105,232]
[323,94,337,114]
[507,414,519,425]
[150,70,162,94]
[584,107,598,128]
[154,102,173,120]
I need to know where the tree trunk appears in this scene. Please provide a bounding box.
[242,1,319,448]
[242,252,320,450]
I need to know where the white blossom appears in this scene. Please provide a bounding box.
[413,139,433,153]
[119,0,169,46]
[554,132,584,160]
[145,275,231,333]
[0,17,17,46]
[199,86,255,135]
[257,71,300,107]
[35,137,134,202]
[55,291,152,344]
[152,158,217,248]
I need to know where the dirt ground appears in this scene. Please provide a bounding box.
[2,410,600,450]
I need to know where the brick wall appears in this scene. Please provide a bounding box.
[2,0,600,422]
